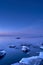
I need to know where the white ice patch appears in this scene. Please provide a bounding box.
[19,56,41,65]
[39,52,43,59]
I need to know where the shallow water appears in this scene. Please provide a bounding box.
[0,36,43,65]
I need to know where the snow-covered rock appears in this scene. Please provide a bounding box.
[9,45,16,48]
[40,46,43,49]
[39,52,43,59]
[11,52,43,65]
[19,56,42,65]
[21,46,30,52]
[0,50,6,58]
[40,43,43,49]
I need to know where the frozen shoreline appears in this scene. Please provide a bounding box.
[11,52,43,65]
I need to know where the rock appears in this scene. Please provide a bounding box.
[21,46,30,52]
[0,50,6,58]
[27,52,30,54]
[39,59,43,65]
[11,52,43,65]
[9,45,16,48]
[11,56,42,65]
[41,43,43,46]
[40,43,43,50]
[16,37,20,39]
[20,43,31,47]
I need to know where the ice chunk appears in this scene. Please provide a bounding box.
[19,56,41,65]
[39,52,43,59]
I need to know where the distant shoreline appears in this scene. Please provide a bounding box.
[0,35,43,38]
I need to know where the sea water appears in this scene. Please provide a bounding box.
[0,36,43,65]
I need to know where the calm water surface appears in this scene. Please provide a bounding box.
[0,36,43,65]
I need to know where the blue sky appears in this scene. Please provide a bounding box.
[0,0,43,35]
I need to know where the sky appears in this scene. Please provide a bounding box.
[0,0,43,35]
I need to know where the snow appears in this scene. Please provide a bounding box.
[0,50,6,56]
[40,46,43,49]
[21,46,29,52]
[39,52,43,59]
[11,52,43,65]
[19,56,41,65]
